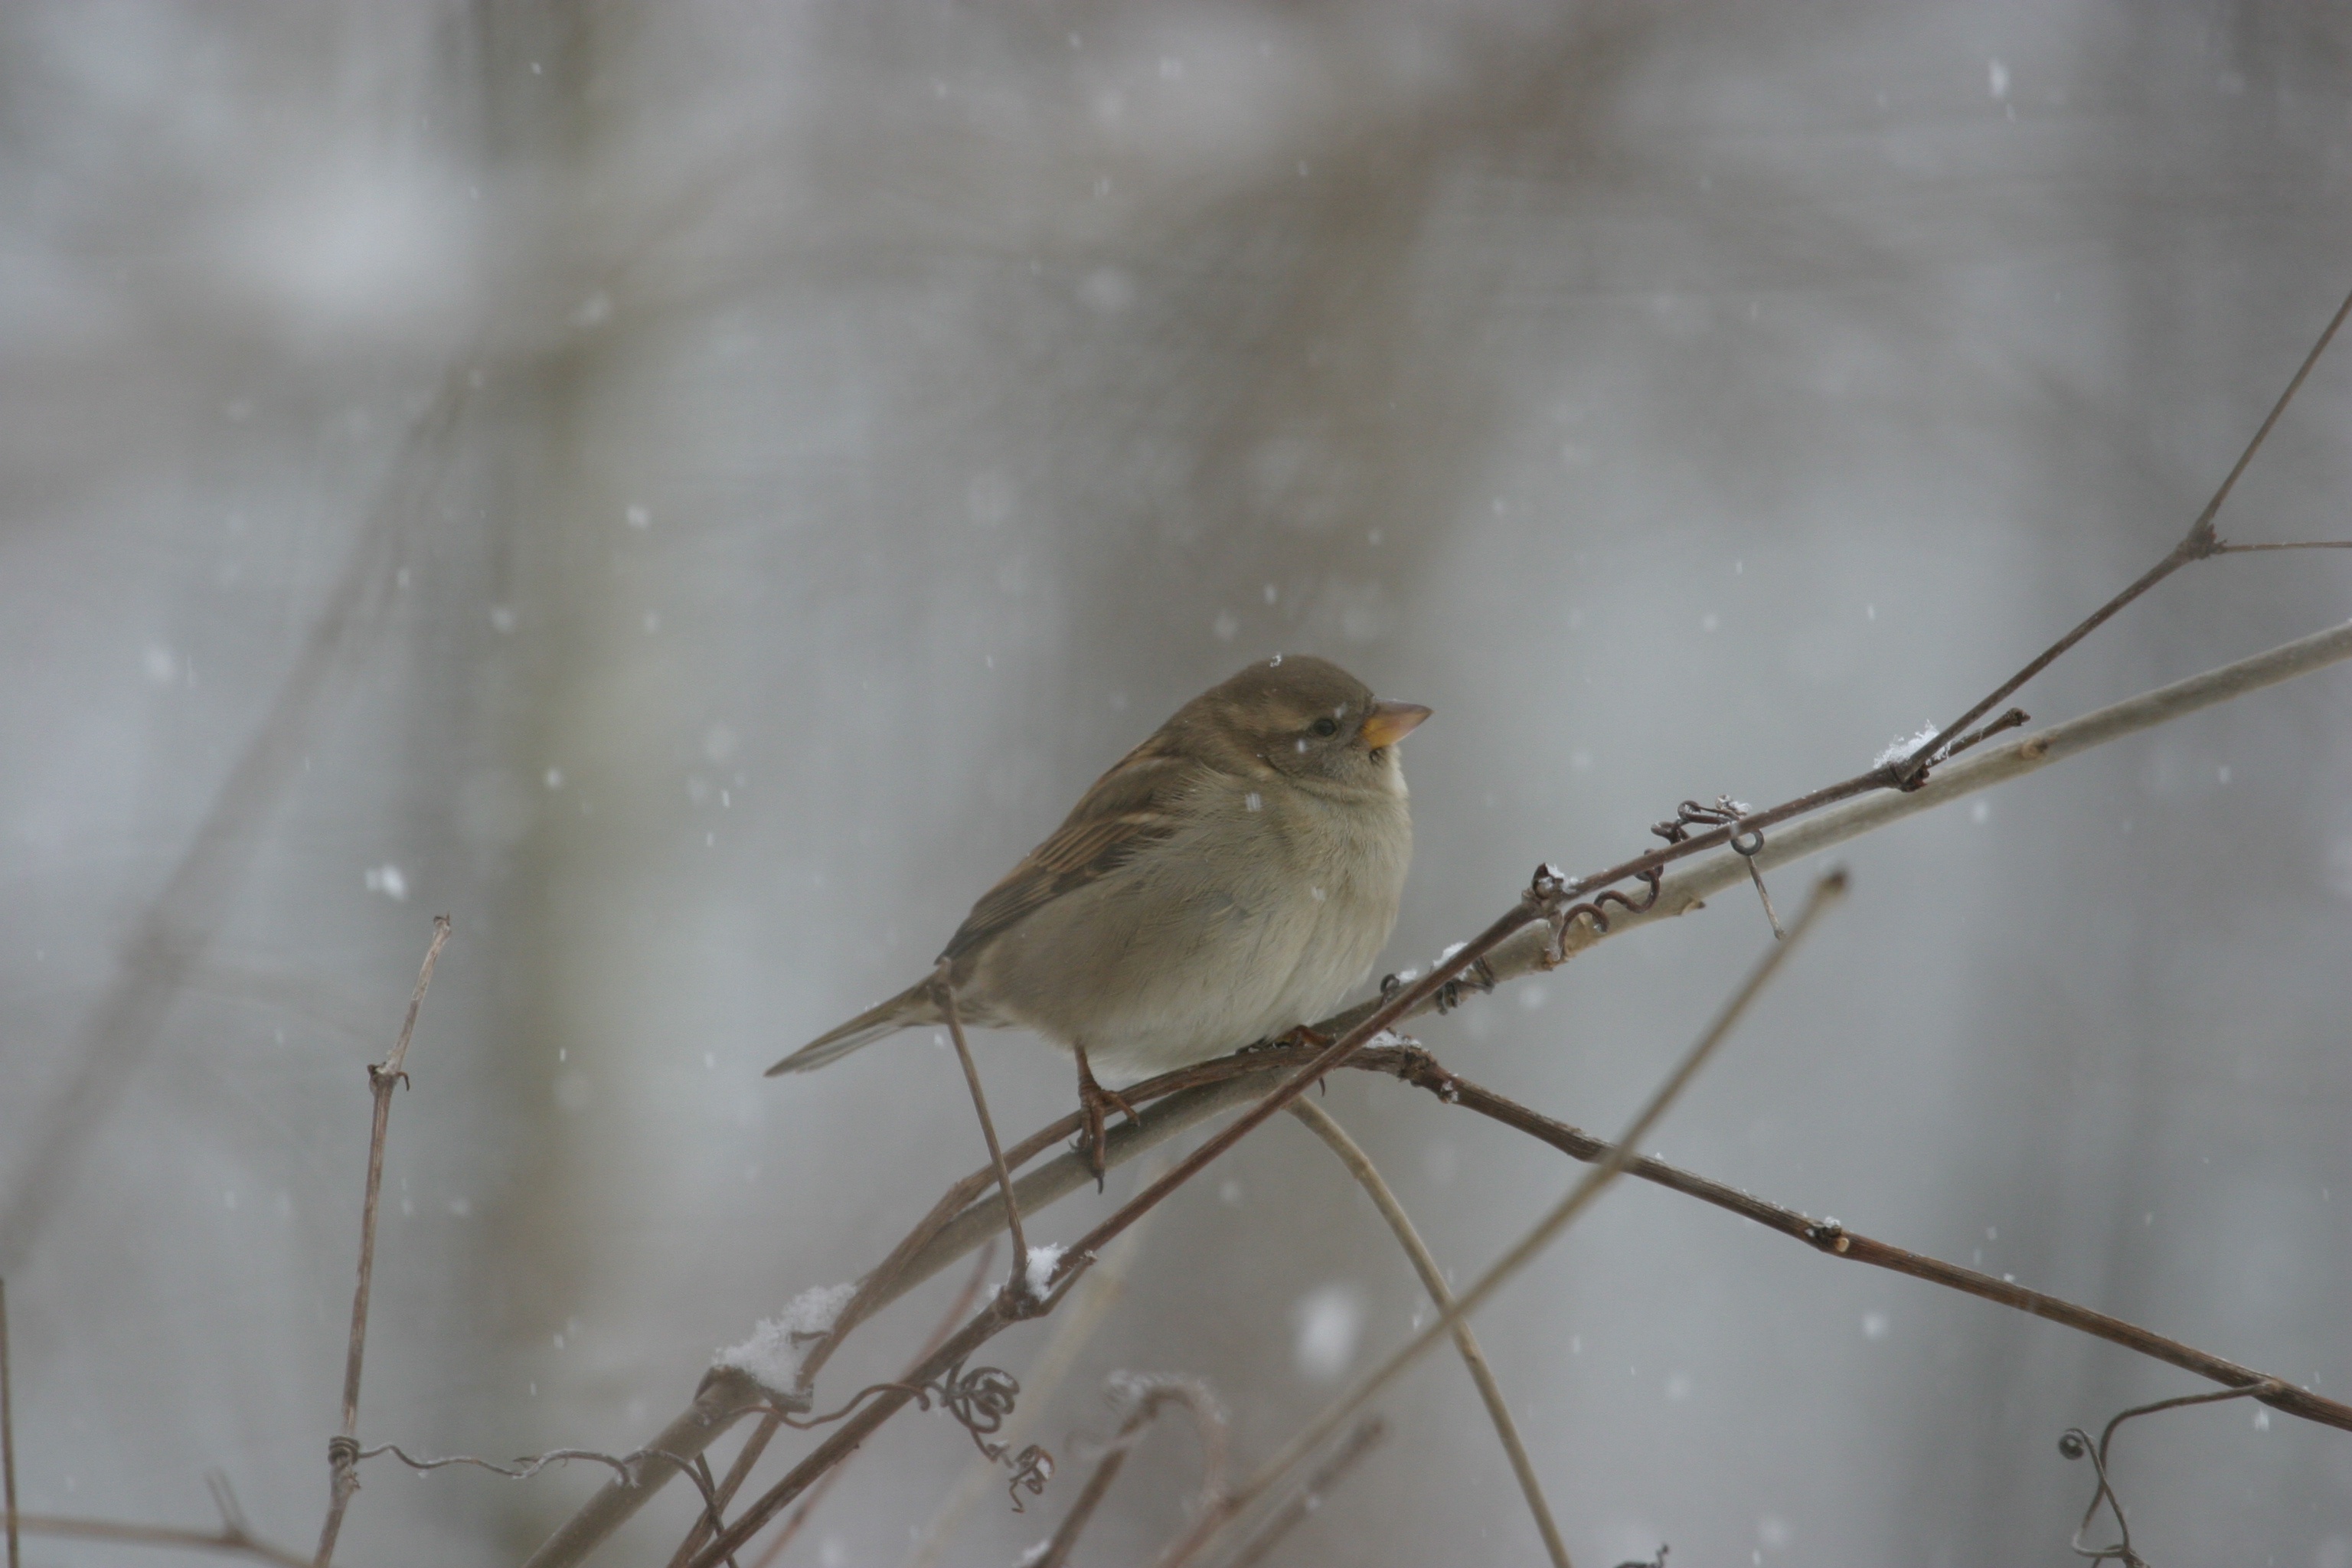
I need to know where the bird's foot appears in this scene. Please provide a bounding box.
[1073,1053,1141,1189]
[1272,1023,1334,1053]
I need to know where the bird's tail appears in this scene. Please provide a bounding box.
[765,978,940,1075]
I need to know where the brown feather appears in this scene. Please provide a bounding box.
[939,736,1196,962]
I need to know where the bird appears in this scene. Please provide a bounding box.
[766,655,1431,1172]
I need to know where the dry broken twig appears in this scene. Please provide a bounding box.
[313,915,452,1568]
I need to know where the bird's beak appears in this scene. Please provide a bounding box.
[1359,701,1432,749]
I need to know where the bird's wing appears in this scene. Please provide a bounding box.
[940,737,1198,962]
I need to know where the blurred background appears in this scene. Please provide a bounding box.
[3,2,2350,1564]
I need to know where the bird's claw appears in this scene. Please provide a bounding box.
[1073,1056,1141,1190]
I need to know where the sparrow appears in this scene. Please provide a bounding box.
[766,655,1431,1170]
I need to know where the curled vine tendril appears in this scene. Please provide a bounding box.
[2057,1382,2284,1566]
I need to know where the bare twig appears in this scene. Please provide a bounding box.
[936,959,1028,1287]
[1027,1443,1131,1568]
[1161,873,1847,1568]
[1,1279,15,1568]
[1894,278,2352,782]
[1364,1053,2352,1435]
[314,915,452,1568]
[527,617,2352,1567]
[1207,1416,1387,1568]
[1286,1100,1570,1568]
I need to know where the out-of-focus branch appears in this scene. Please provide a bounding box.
[2,1511,309,1567]
[1285,1101,1570,1568]
[1205,1416,1387,1568]
[313,916,452,1568]
[524,617,2352,1565]
[0,368,474,1276]
[2,1294,310,1567]
[1030,1376,1227,1568]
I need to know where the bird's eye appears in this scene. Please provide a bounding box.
[1309,717,1339,739]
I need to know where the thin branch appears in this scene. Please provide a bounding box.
[314,916,453,1568]
[524,616,2352,1568]
[3,1511,310,1567]
[1207,1416,1387,1568]
[745,1465,836,1568]
[671,1416,774,1568]
[519,1369,768,1568]
[1897,278,2352,780]
[673,863,1582,1567]
[1285,1101,1570,1568]
[1029,1442,1131,1568]
[936,960,1028,1285]
[1161,873,1847,1568]
[1373,1052,2352,1435]
[1,1279,15,1568]
[2209,538,2352,552]
[1432,612,2352,999]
